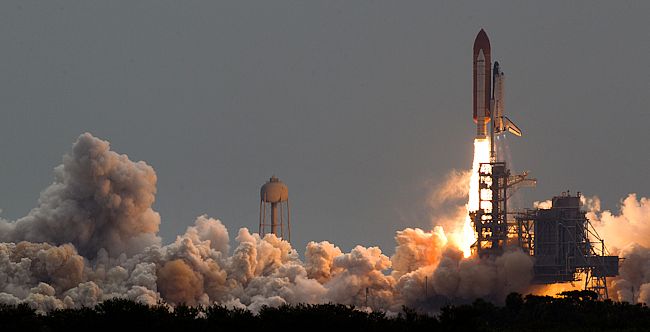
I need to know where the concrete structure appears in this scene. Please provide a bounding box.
[259,176,291,241]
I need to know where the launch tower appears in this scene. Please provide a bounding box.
[470,29,534,257]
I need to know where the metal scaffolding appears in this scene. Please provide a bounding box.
[472,162,508,257]
[469,160,619,299]
[513,193,618,300]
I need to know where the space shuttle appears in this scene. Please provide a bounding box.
[473,29,522,140]
[491,61,522,137]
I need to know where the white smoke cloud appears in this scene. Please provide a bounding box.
[304,241,343,283]
[607,244,650,303]
[588,194,650,251]
[425,170,471,237]
[579,194,650,303]
[0,133,161,258]
[391,227,447,278]
[1,132,647,313]
[428,170,471,207]
[533,200,552,209]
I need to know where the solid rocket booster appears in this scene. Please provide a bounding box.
[473,29,491,139]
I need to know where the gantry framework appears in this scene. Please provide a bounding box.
[469,162,618,299]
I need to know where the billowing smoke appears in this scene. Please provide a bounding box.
[425,170,472,245]
[0,133,641,313]
[583,194,650,303]
[588,194,650,251]
[0,133,161,257]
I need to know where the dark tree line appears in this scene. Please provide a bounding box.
[1,291,649,331]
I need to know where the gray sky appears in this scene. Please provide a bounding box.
[0,1,648,255]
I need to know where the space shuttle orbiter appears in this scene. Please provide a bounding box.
[491,61,522,137]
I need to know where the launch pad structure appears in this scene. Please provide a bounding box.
[469,29,619,299]
[470,162,619,299]
[515,194,618,296]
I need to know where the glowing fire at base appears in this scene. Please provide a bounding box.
[460,138,492,257]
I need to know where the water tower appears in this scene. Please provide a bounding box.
[259,176,290,241]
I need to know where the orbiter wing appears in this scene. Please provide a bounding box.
[502,116,522,137]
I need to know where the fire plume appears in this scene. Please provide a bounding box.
[460,138,491,257]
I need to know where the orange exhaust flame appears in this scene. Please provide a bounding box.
[460,138,491,258]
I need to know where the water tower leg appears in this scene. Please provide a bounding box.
[271,202,278,235]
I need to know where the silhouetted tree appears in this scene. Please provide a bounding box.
[1,293,650,331]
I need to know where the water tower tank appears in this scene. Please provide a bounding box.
[259,176,291,241]
[260,176,288,203]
